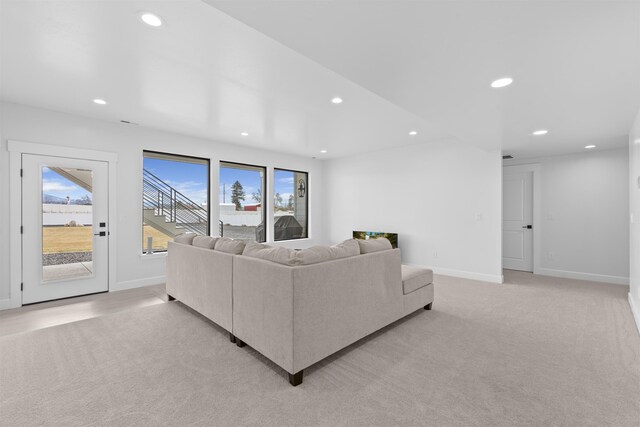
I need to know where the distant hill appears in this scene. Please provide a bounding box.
[43,194,67,204]
[42,194,92,205]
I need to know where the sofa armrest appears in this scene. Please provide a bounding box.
[166,241,233,331]
[233,255,295,373]
[291,249,403,372]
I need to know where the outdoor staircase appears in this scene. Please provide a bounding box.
[143,169,208,238]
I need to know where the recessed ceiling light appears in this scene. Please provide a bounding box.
[532,130,548,136]
[491,77,513,88]
[93,99,107,105]
[240,132,249,136]
[585,145,596,149]
[331,97,343,104]
[140,13,163,27]
[409,131,418,136]
[320,150,327,153]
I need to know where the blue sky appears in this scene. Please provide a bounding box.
[44,160,302,208]
[144,158,209,205]
[220,167,295,207]
[220,167,263,204]
[42,167,90,201]
[143,159,298,208]
[274,170,295,206]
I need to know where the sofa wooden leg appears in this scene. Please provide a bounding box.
[229,333,236,344]
[424,303,432,310]
[167,294,176,301]
[236,338,246,348]
[288,370,304,386]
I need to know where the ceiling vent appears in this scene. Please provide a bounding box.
[502,155,513,160]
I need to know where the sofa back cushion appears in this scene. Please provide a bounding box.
[243,242,297,265]
[214,237,246,254]
[174,232,197,245]
[296,239,360,265]
[242,239,360,266]
[192,236,218,249]
[357,237,392,254]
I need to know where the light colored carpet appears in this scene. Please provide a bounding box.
[1,271,638,426]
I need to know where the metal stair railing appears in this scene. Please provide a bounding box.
[143,169,208,236]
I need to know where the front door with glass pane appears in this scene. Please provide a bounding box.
[22,154,109,304]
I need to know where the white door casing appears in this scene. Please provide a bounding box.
[22,154,109,304]
[503,171,534,272]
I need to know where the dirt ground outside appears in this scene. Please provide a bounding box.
[43,226,171,253]
[43,224,258,254]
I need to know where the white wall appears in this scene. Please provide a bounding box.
[323,140,503,283]
[0,102,325,306]
[506,148,629,284]
[629,110,640,332]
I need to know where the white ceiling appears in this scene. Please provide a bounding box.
[208,0,640,159]
[1,1,639,160]
[0,0,447,159]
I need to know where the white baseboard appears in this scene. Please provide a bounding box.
[428,266,503,284]
[629,293,640,335]
[536,268,629,285]
[0,298,16,311]
[112,276,166,292]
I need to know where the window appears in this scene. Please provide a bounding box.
[274,169,308,241]
[219,162,266,242]
[142,151,210,253]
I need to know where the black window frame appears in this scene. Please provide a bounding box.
[274,168,309,241]
[219,161,267,243]
[142,150,211,253]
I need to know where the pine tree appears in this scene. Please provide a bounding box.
[231,180,245,210]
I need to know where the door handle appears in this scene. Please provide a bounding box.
[522,225,532,229]
[94,231,107,237]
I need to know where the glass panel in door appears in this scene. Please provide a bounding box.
[41,166,94,282]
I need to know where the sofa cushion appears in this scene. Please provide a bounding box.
[329,238,361,258]
[192,236,218,249]
[296,239,360,265]
[174,232,197,245]
[214,237,246,254]
[243,242,297,265]
[242,239,360,266]
[357,237,392,254]
[401,264,433,295]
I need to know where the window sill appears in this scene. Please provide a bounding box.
[270,238,313,249]
[273,238,311,243]
[139,252,167,260]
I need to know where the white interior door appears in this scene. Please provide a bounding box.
[503,171,534,272]
[22,154,109,304]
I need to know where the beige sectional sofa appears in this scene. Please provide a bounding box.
[166,235,244,339]
[166,235,434,386]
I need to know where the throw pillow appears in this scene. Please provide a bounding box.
[174,232,197,245]
[357,237,392,254]
[214,237,246,254]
